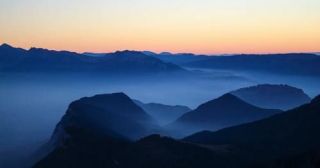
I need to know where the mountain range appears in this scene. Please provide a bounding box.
[0,44,184,74]
[33,92,320,168]
[2,43,319,76]
[183,53,320,76]
[86,50,320,76]
[184,95,320,167]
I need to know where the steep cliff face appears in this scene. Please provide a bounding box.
[49,93,159,149]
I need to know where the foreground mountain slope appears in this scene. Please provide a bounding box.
[169,94,282,137]
[184,95,320,165]
[230,84,311,110]
[34,132,233,168]
[134,100,191,125]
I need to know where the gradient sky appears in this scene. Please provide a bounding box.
[0,0,319,54]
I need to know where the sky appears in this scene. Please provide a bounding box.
[0,0,319,54]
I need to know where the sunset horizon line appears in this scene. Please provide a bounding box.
[2,42,319,56]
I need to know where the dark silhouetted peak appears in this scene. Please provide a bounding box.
[0,43,26,52]
[184,92,320,158]
[0,43,27,65]
[78,92,132,104]
[28,47,60,55]
[81,92,129,101]
[70,92,151,121]
[0,43,13,49]
[206,93,242,104]
[230,84,311,110]
[195,93,253,112]
[168,93,282,137]
[29,47,49,52]
[49,92,159,149]
[101,50,185,73]
[108,50,166,62]
[28,47,80,56]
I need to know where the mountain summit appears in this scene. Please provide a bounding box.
[230,84,311,110]
[0,44,185,74]
[49,92,159,148]
[168,93,282,137]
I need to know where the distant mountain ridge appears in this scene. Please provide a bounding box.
[184,53,320,76]
[0,44,184,74]
[2,43,319,76]
[230,84,311,110]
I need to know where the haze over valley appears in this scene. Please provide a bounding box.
[1,1,320,167]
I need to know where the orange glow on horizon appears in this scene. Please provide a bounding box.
[1,0,319,55]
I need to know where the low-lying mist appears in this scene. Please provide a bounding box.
[0,69,320,167]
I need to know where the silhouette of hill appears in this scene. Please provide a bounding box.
[33,93,230,168]
[0,43,28,68]
[0,44,184,74]
[185,53,320,76]
[168,94,282,137]
[33,93,320,168]
[230,84,311,110]
[133,100,191,125]
[184,95,320,167]
[3,43,319,76]
[49,93,159,145]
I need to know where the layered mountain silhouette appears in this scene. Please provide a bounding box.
[133,100,191,125]
[0,44,184,74]
[168,94,282,137]
[184,95,320,167]
[138,51,320,76]
[184,53,320,76]
[33,93,229,168]
[230,84,311,110]
[49,93,159,144]
[34,133,233,168]
[3,43,319,76]
[33,93,320,168]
